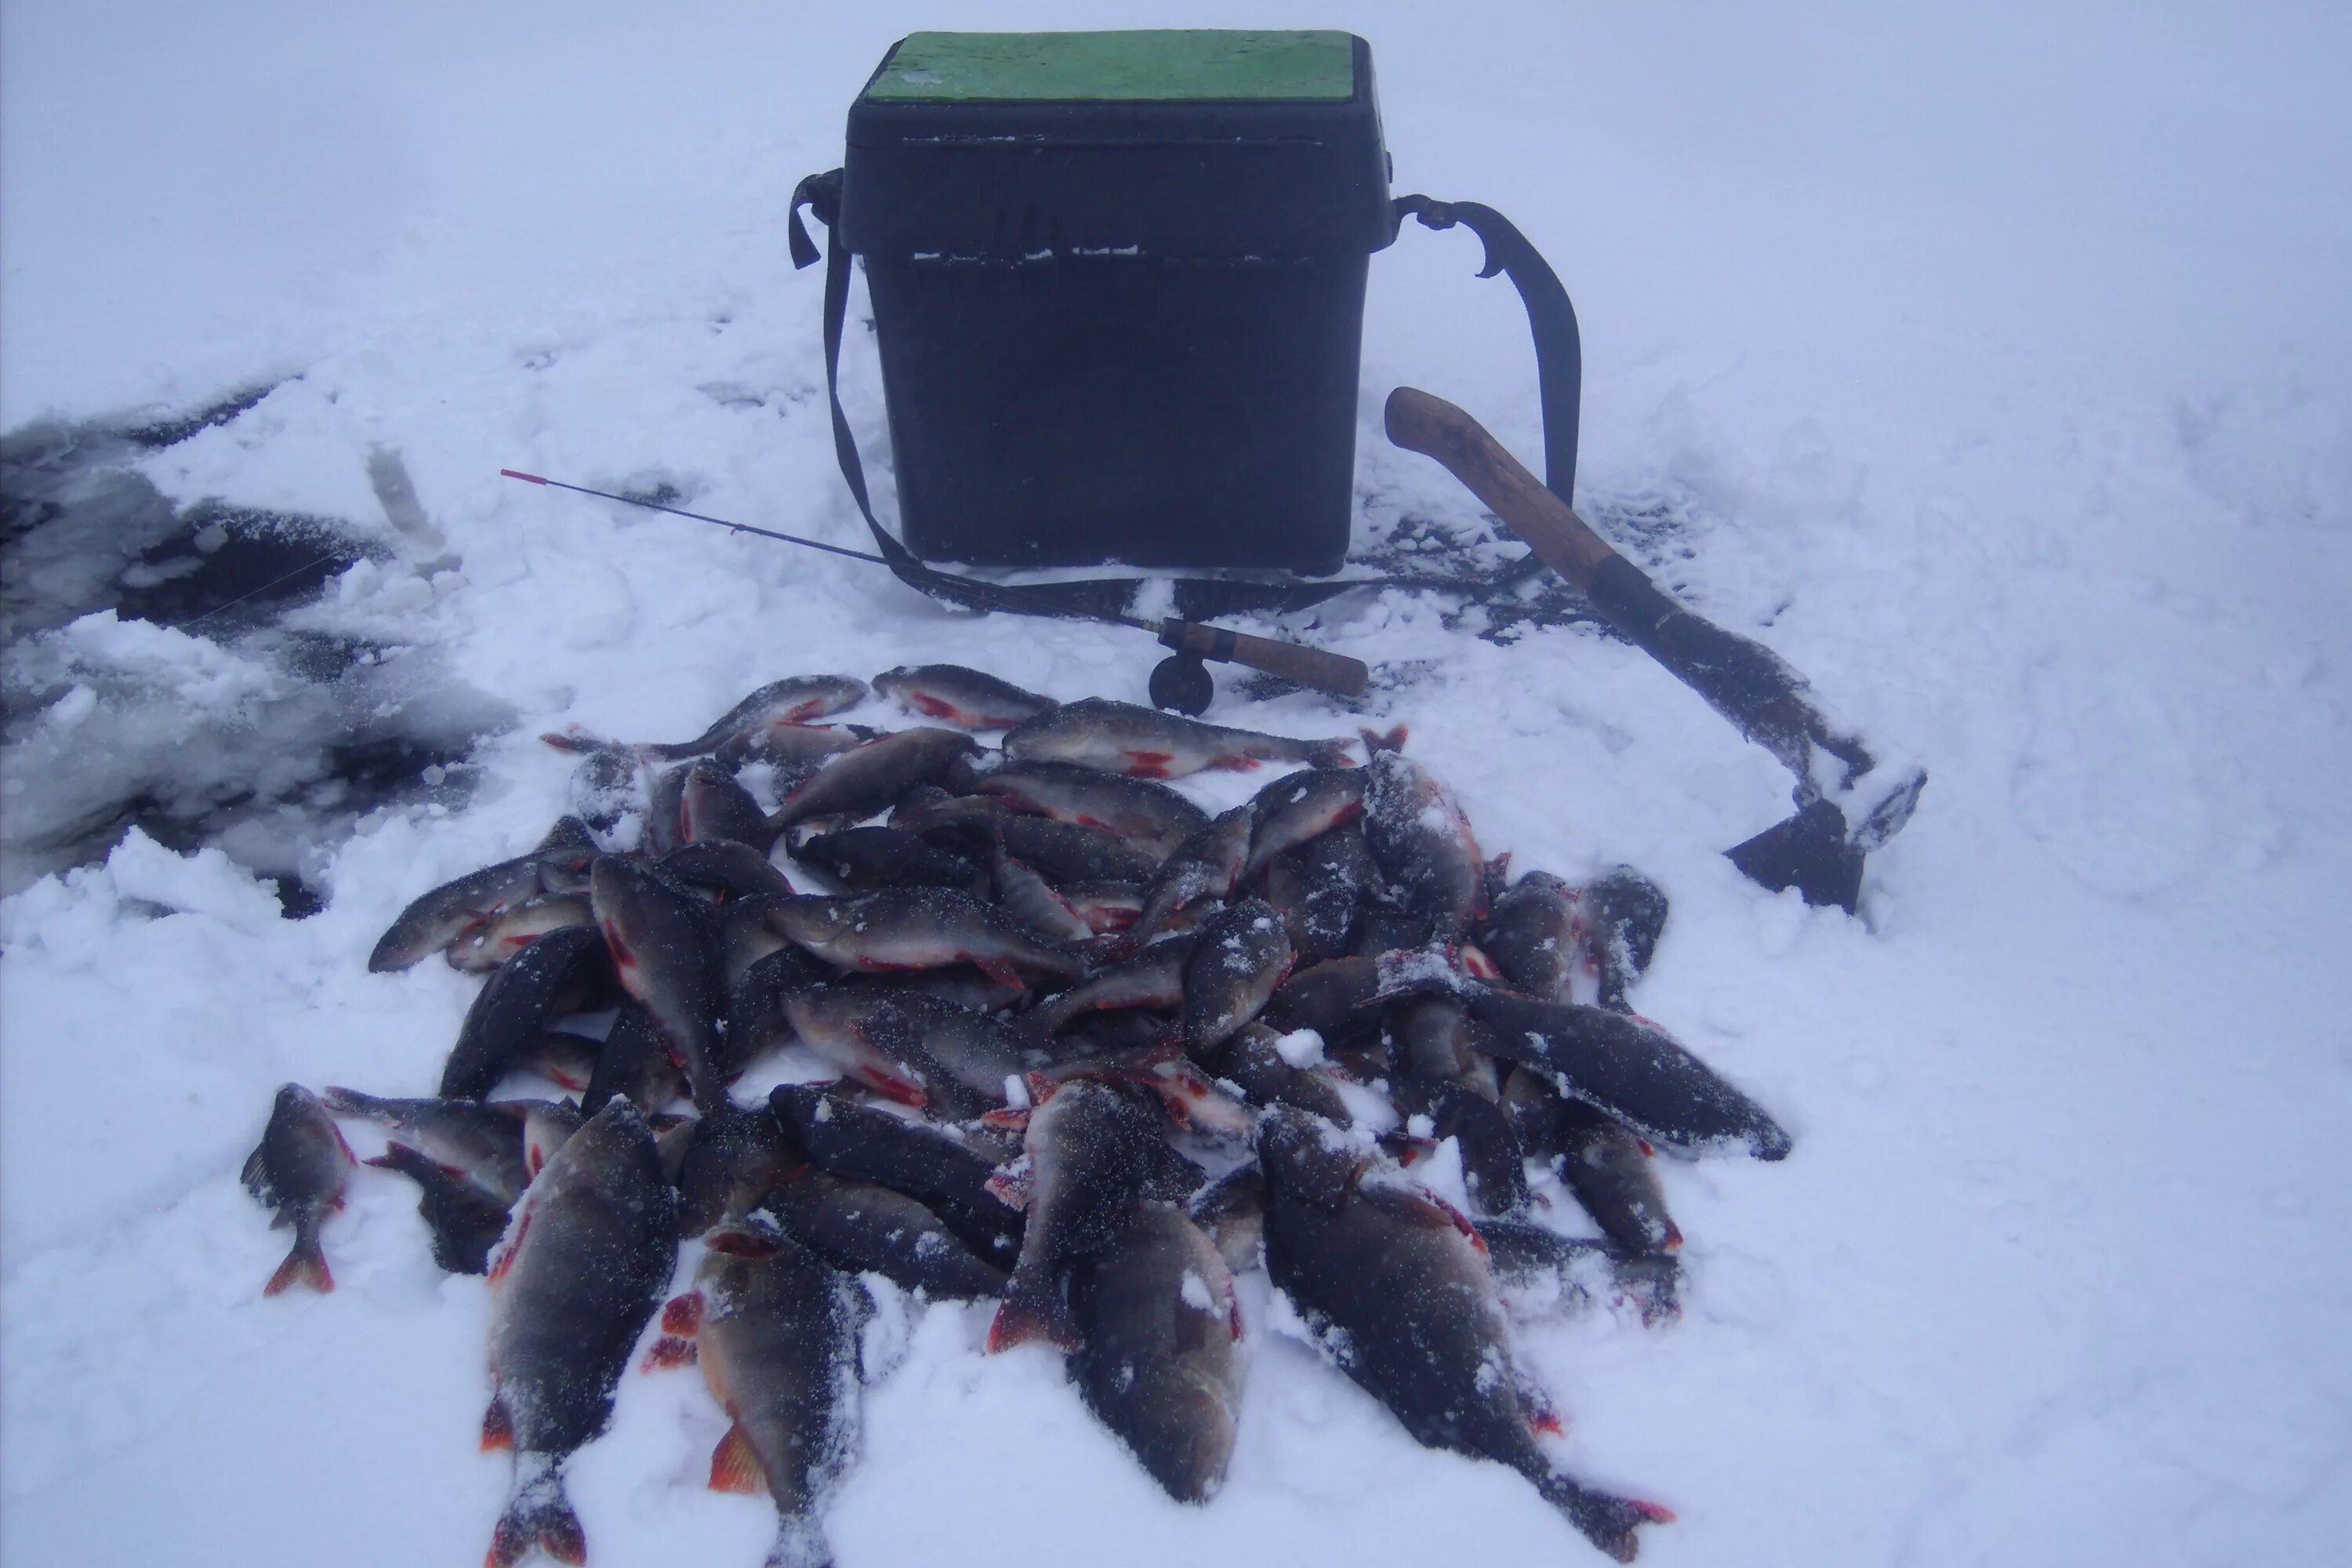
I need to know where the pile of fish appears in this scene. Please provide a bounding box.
[241,663,1795,1566]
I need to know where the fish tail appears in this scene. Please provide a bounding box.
[487,1457,586,1568]
[1305,738,1363,769]
[985,1268,1080,1353]
[1537,1474,1673,1563]
[765,1513,834,1568]
[263,1215,332,1296]
[1356,724,1409,756]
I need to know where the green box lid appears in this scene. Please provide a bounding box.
[864,29,1357,103]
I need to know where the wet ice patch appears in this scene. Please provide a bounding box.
[1,399,512,904]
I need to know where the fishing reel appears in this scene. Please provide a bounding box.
[1148,652,1216,716]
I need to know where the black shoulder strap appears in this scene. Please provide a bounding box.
[787,172,1580,620]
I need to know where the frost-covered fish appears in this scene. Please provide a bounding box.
[242,1083,353,1296]
[874,663,1058,730]
[1260,822,1375,965]
[1242,767,1367,878]
[481,1098,677,1568]
[964,760,1207,857]
[1452,989,1793,1161]
[1181,897,1294,1051]
[1479,870,1582,1003]
[989,835,1094,944]
[1129,805,1254,947]
[1003,698,1358,780]
[780,985,935,1109]
[367,1142,514,1276]
[581,1000,690,1116]
[1187,1161,1268,1275]
[445,893,597,973]
[438,924,616,1101]
[890,992,1032,1102]
[1552,1098,1682,1255]
[1256,1108,1671,1562]
[320,1087,541,1203]
[1363,748,1487,945]
[1394,996,1501,1103]
[367,818,599,972]
[1579,866,1670,1012]
[893,788,1164,884]
[671,1103,800,1236]
[768,728,979,830]
[793,825,981,894]
[761,1164,1010,1300]
[770,888,1083,988]
[1055,880,1146,935]
[1069,1201,1243,1503]
[661,840,797,904]
[1036,1043,1258,1148]
[1020,935,1197,1041]
[1197,1022,1356,1127]
[543,676,869,761]
[591,857,731,1112]
[768,1083,1023,1267]
[988,1078,1171,1353]
[652,1220,867,1568]
[677,759,776,851]
[711,720,874,773]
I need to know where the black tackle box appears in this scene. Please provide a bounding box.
[837,29,1394,574]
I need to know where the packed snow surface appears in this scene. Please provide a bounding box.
[5,3,2351,1566]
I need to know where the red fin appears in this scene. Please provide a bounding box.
[1662,1221,1683,1250]
[1530,1410,1566,1437]
[706,1227,782,1258]
[538,728,594,753]
[707,1423,768,1495]
[481,1396,514,1451]
[982,1163,1033,1210]
[641,1336,699,1371]
[486,1207,531,1283]
[485,1481,586,1568]
[660,1292,703,1337]
[263,1232,332,1296]
[1460,944,1502,982]
[909,693,960,722]
[1415,1188,1490,1254]
[971,956,1025,990]
[986,1283,1080,1354]
[851,1065,928,1108]
[978,1105,1031,1134]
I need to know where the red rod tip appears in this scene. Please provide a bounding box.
[499,469,548,484]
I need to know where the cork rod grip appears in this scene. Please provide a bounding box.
[1160,622,1370,698]
[1382,386,1618,590]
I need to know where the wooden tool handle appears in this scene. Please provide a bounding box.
[1383,386,1617,590]
[1160,621,1370,698]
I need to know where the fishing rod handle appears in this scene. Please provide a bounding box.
[1382,386,1616,590]
[1160,621,1370,699]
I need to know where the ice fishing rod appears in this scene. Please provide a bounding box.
[499,469,1370,705]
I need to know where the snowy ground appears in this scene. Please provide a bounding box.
[5,2,2351,1565]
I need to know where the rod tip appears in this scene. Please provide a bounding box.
[499,469,548,485]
